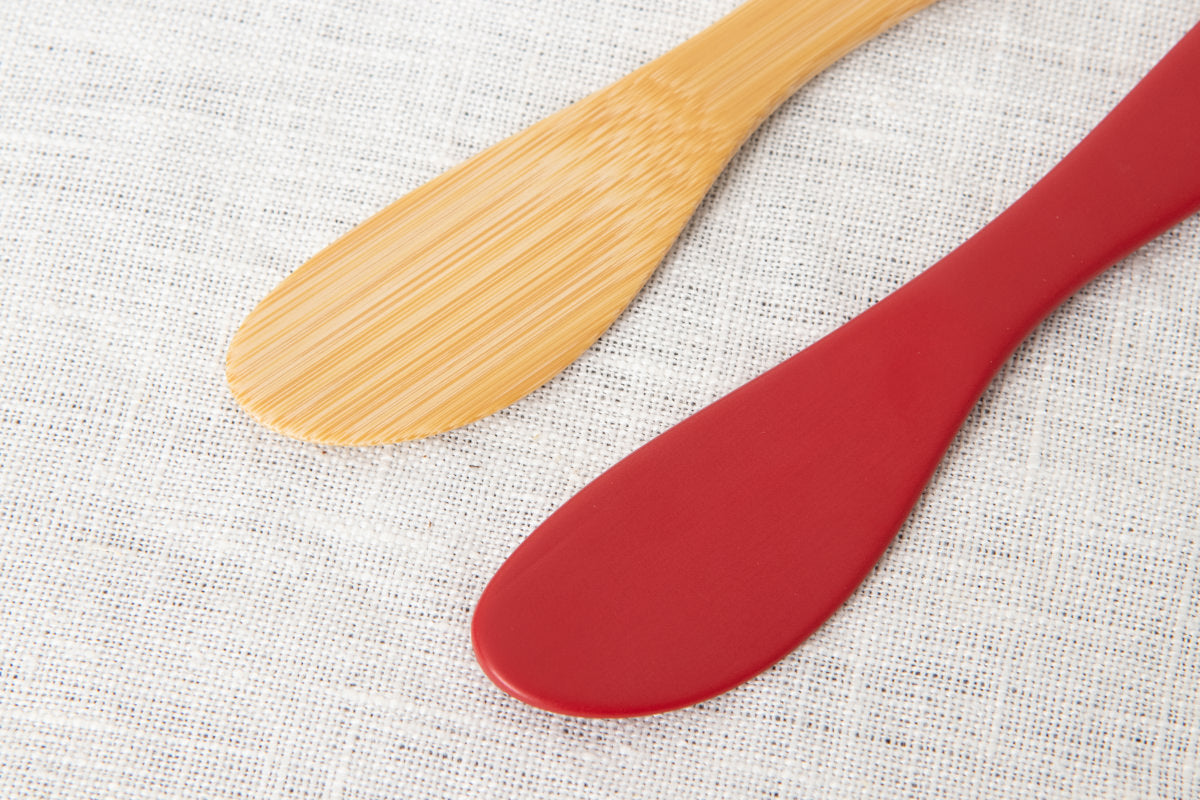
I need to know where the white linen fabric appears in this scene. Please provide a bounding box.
[1,0,1197,797]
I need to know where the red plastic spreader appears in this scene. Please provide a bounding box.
[473,21,1200,718]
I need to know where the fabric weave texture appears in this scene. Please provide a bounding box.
[1,0,1197,797]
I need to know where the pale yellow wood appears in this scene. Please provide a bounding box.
[227,0,938,445]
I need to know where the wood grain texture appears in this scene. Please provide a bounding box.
[227,0,938,445]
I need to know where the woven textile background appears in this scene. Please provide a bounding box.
[2,0,1198,797]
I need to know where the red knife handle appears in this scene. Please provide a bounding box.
[916,20,1200,363]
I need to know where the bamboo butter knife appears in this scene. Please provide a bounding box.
[227,0,938,445]
[471,20,1200,718]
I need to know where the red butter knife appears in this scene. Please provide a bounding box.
[472,21,1200,717]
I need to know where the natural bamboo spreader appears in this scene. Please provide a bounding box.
[227,0,938,445]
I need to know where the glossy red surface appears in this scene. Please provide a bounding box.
[472,21,1200,717]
